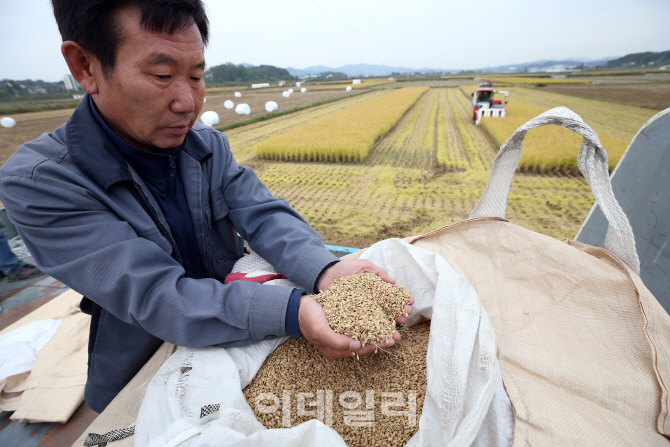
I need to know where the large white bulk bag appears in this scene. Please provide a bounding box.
[134,239,514,447]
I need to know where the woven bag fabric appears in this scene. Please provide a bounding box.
[407,219,668,446]
[344,107,670,446]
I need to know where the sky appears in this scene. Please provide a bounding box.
[1,0,669,82]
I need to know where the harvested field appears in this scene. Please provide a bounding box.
[541,83,670,110]
[0,107,75,165]
[254,87,427,162]
[489,76,591,85]
[199,88,364,128]
[313,80,396,90]
[0,89,367,166]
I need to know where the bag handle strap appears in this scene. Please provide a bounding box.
[470,107,640,273]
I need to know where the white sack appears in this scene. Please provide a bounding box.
[288,88,294,94]
[0,319,61,381]
[345,86,352,92]
[200,111,219,127]
[265,101,278,112]
[235,92,242,98]
[300,88,306,93]
[135,239,513,447]
[1,117,17,128]
[224,100,235,109]
[282,91,290,98]
[235,104,251,115]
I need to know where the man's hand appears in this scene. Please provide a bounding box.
[316,259,414,324]
[298,295,400,360]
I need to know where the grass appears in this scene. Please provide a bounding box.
[254,87,427,162]
[0,98,82,115]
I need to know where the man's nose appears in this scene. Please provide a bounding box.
[170,80,196,114]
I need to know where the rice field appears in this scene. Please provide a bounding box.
[219,84,653,248]
[461,85,653,173]
[2,82,654,249]
[254,87,427,162]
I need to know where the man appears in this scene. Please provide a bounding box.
[0,0,412,413]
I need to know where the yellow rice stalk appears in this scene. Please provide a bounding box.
[254,87,427,162]
[460,86,653,173]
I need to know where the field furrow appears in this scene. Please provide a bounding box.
[365,90,430,167]
[436,89,468,170]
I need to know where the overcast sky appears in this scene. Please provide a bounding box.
[1,0,669,81]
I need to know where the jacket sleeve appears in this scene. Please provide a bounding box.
[0,173,293,347]
[216,132,340,293]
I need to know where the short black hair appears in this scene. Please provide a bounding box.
[51,0,209,73]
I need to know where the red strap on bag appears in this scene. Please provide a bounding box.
[224,271,287,285]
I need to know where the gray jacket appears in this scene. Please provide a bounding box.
[0,97,339,411]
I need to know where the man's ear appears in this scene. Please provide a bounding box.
[61,41,102,95]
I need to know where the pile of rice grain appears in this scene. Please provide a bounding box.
[243,322,429,447]
[243,273,425,447]
[315,273,411,347]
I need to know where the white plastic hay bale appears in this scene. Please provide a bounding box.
[203,97,207,103]
[345,86,352,92]
[288,88,294,94]
[251,83,270,89]
[224,100,234,109]
[296,82,301,87]
[235,103,251,115]
[265,101,278,112]
[234,92,242,98]
[300,88,306,93]
[1,117,17,128]
[200,111,220,127]
[282,91,290,98]
[352,79,361,84]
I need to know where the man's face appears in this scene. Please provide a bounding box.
[93,7,206,151]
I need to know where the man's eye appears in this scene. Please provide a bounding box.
[191,77,202,82]
[154,75,171,80]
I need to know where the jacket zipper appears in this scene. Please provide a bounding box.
[133,181,184,266]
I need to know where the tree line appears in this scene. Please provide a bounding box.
[207,63,296,84]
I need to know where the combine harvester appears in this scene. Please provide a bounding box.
[471,80,509,125]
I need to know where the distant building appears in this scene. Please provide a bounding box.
[63,74,81,91]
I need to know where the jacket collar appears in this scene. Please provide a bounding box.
[66,94,212,191]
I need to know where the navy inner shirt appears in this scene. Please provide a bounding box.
[89,96,205,279]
